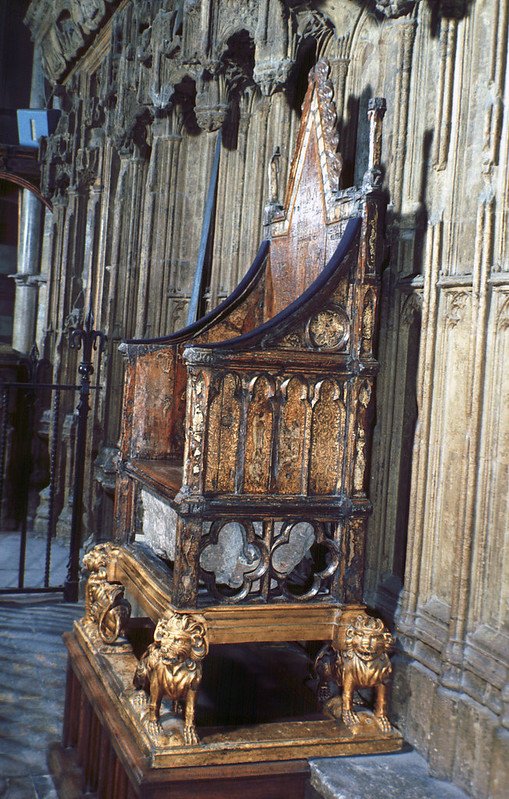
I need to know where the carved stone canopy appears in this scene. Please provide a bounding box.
[25,0,117,83]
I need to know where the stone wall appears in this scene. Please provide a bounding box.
[23,1,509,796]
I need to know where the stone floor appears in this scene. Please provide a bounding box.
[0,532,470,799]
[0,532,69,591]
[0,597,83,799]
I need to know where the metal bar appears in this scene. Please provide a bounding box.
[0,386,9,528]
[64,398,88,601]
[64,311,106,602]
[187,129,222,325]
[0,382,102,390]
[1,339,106,595]
[17,384,35,590]
[44,388,60,588]
[17,518,28,589]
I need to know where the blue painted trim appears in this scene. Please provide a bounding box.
[196,216,362,352]
[125,238,270,345]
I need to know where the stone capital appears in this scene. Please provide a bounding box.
[375,0,420,18]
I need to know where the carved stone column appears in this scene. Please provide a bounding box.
[135,115,184,338]
[190,84,224,313]
[11,192,44,354]
[11,44,46,354]
[91,144,147,542]
[52,182,89,540]
[388,16,418,210]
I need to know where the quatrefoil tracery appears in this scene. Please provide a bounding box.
[270,521,339,601]
[199,518,339,604]
[199,520,269,601]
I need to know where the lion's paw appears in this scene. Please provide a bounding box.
[375,714,392,734]
[342,709,361,728]
[183,725,199,746]
[131,690,148,708]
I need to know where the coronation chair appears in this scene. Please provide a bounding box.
[66,61,401,794]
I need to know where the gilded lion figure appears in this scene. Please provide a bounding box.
[315,610,394,733]
[82,543,131,644]
[133,609,208,745]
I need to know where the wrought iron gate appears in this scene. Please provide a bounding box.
[0,312,105,600]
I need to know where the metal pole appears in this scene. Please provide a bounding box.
[63,310,106,602]
[17,346,39,589]
[187,129,222,325]
[44,389,60,587]
[0,386,9,528]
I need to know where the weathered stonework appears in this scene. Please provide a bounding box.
[140,488,177,560]
[24,1,509,796]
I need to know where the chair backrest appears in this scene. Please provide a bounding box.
[263,59,348,319]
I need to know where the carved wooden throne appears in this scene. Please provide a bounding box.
[64,60,401,796]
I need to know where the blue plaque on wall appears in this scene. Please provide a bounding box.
[16,109,61,148]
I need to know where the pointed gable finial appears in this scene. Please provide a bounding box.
[310,58,342,193]
[281,57,343,219]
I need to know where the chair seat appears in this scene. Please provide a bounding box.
[127,458,183,501]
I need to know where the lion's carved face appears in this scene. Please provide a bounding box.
[83,549,106,574]
[154,610,208,663]
[342,614,393,662]
[83,543,119,575]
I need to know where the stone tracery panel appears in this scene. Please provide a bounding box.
[423,289,472,606]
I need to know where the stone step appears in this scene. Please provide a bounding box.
[310,749,470,799]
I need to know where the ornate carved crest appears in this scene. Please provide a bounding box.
[264,58,352,317]
[273,57,342,233]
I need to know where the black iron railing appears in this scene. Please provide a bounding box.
[0,312,105,599]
